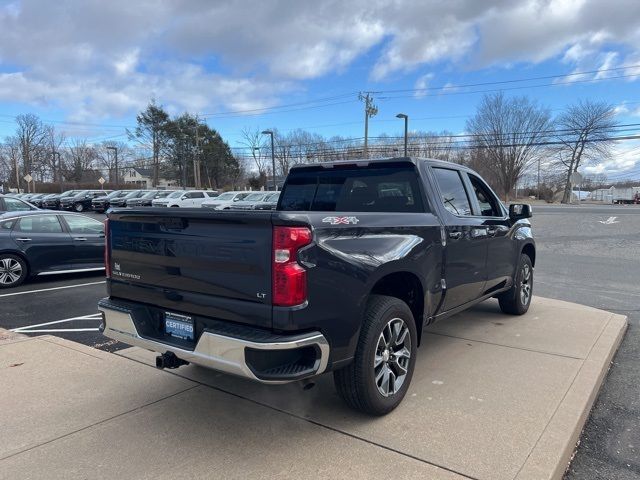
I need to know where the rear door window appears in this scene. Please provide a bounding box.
[279,163,425,212]
[432,168,472,216]
[17,215,64,233]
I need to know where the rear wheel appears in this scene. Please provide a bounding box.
[0,254,28,288]
[334,295,417,416]
[498,254,533,315]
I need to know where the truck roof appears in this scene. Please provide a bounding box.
[288,156,472,172]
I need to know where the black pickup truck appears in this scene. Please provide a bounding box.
[99,158,535,415]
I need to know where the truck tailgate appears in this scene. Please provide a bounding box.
[107,210,274,328]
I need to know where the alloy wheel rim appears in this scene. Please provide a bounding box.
[0,258,22,285]
[520,263,532,305]
[374,317,411,397]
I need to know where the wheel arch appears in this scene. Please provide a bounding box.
[521,243,536,267]
[369,271,425,346]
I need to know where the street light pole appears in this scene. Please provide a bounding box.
[261,130,277,191]
[106,146,119,188]
[396,113,408,157]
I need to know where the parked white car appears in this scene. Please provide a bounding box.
[201,191,253,210]
[165,190,218,208]
[152,190,185,207]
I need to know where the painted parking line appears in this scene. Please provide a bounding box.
[11,313,102,333]
[0,281,105,298]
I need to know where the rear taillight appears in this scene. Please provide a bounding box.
[104,218,111,278]
[272,226,312,307]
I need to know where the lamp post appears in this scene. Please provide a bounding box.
[106,146,119,188]
[396,113,408,157]
[261,130,277,191]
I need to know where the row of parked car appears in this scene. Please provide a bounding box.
[6,189,281,212]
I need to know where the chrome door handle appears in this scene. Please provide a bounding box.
[16,238,32,242]
[449,231,463,240]
[486,227,498,236]
[74,237,87,241]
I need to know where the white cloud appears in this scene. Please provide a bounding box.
[0,0,639,121]
[413,73,434,98]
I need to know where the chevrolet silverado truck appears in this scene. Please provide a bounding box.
[98,158,535,415]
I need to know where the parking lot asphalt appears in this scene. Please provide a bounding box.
[0,204,638,478]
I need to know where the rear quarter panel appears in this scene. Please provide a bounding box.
[273,211,443,365]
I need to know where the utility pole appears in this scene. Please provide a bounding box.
[261,130,277,191]
[193,116,201,188]
[396,113,408,157]
[53,150,63,192]
[106,146,119,188]
[359,92,378,158]
[537,158,541,199]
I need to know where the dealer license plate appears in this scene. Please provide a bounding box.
[164,312,194,341]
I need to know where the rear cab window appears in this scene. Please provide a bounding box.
[279,162,426,212]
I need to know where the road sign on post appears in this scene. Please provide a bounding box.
[23,174,32,183]
[98,177,105,189]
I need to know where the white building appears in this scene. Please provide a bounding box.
[121,167,177,189]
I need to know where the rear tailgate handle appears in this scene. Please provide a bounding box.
[16,237,32,242]
[449,231,463,240]
[74,237,88,241]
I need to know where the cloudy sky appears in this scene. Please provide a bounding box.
[1,0,640,177]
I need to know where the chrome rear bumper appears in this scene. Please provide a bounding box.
[98,299,329,384]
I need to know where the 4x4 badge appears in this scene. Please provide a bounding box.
[322,216,359,225]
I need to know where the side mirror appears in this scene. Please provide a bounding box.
[509,203,532,221]
[181,195,188,200]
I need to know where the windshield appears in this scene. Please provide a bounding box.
[244,193,266,201]
[72,190,90,197]
[141,191,159,198]
[105,190,122,198]
[155,191,174,198]
[216,192,236,200]
[124,190,142,198]
[265,193,280,201]
[167,190,184,198]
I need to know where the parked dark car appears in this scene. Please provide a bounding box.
[126,190,176,207]
[109,190,146,208]
[0,195,38,213]
[0,211,105,288]
[60,190,112,212]
[42,190,83,210]
[252,192,280,210]
[30,194,57,208]
[99,158,535,415]
[92,190,130,213]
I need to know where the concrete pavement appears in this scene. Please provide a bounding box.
[0,297,627,480]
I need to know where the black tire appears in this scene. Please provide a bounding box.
[498,253,533,315]
[334,295,417,416]
[0,254,28,288]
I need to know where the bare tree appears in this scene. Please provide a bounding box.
[466,93,553,199]
[44,126,66,184]
[1,137,22,190]
[14,114,49,191]
[239,127,269,177]
[555,100,618,203]
[63,139,97,182]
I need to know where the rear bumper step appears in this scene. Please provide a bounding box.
[98,298,329,384]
